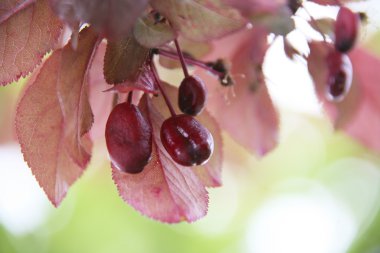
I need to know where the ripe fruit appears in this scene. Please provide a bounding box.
[288,0,302,14]
[335,7,359,53]
[160,115,214,166]
[105,102,152,174]
[326,50,353,102]
[178,76,207,116]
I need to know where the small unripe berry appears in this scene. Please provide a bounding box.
[160,115,213,166]
[335,7,359,53]
[178,76,207,116]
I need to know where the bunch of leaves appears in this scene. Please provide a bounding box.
[1,0,379,223]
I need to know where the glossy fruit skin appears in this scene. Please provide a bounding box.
[335,7,358,53]
[160,115,213,166]
[105,102,152,174]
[178,76,207,116]
[326,50,353,102]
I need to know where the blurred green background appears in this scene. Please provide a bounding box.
[1,2,380,252]
[1,108,379,253]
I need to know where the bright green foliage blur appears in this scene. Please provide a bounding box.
[0,110,379,253]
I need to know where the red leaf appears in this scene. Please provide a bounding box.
[15,28,99,206]
[104,35,150,84]
[0,0,62,85]
[197,27,279,156]
[50,0,148,39]
[112,95,209,223]
[308,42,380,152]
[151,0,245,42]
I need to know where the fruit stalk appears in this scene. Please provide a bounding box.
[127,91,133,104]
[149,60,176,116]
[174,39,190,78]
[156,48,224,79]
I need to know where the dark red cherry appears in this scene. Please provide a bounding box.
[288,0,302,14]
[326,50,353,102]
[105,102,152,174]
[178,76,207,116]
[160,115,213,166]
[335,7,359,53]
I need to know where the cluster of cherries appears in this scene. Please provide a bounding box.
[104,3,360,174]
[325,6,359,102]
[105,38,213,174]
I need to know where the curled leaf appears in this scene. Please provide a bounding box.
[133,14,176,48]
[56,29,100,168]
[104,35,150,84]
[15,28,99,206]
[151,0,245,41]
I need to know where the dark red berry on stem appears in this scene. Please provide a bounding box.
[105,102,152,174]
[326,50,353,102]
[335,7,359,53]
[178,75,207,116]
[288,0,302,14]
[160,115,214,166]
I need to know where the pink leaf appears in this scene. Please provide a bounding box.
[112,95,209,223]
[345,49,380,151]
[197,27,279,156]
[49,0,148,40]
[0,0,62,85]
[308,42,380,152]
[15,28,99,206]
[151,0,245,42]
[223,0,294,35]
[310,0,356,5]
[223,0,283,15]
